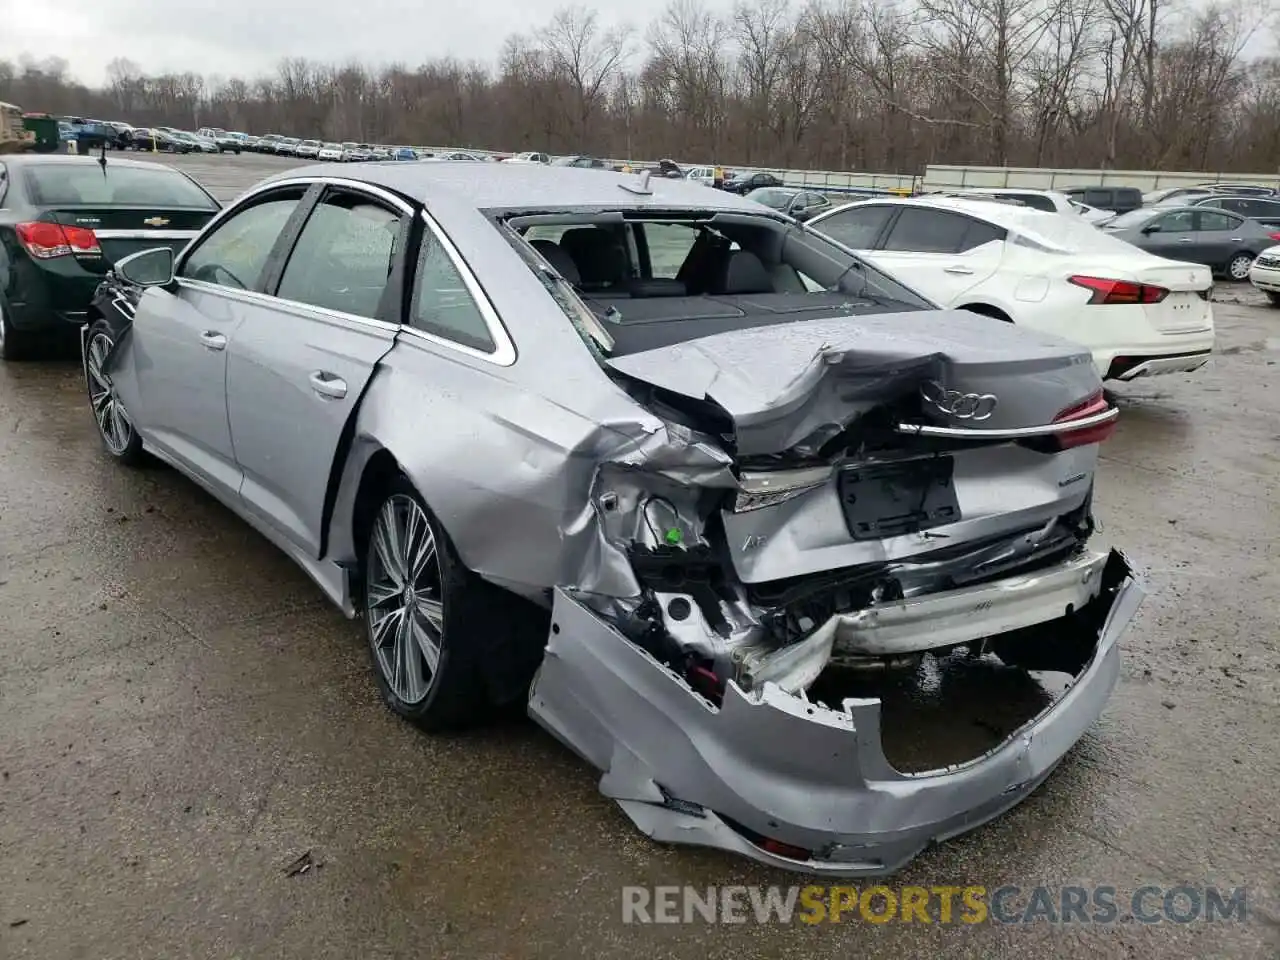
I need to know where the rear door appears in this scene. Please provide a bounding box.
[865,207,1006,304]
[224,183,409,558]
[1189,209,1247,268]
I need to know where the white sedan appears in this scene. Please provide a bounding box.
[1249,246,1280,306]
[807,196,1216,382]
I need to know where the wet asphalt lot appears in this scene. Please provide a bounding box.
[2,152,1278,959]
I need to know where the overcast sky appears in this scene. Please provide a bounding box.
[1,0,1275,86]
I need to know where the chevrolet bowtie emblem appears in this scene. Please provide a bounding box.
[143,216,170,227]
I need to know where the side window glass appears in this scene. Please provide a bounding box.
[1020,194,1055,212]
[276,192,400,318]
[180,194,302,289]
[957,219,1006,251]
[1154,210,1195,232]
[411,225,496,353]
[1197,211,1240,232]
[641,223,699,278]
[815,205,893,249]
[1084,189,1110,207]
[882,209,972,253]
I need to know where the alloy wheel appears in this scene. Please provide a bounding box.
[86,332,134,455]
[366,494,446,705]
[1228,254,1253,281]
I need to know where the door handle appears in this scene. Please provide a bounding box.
[199,331,227,350]
[1229,238,1243,242]
[1177,238,1193,243]
[943,266,975,275]
[309,371,348,399]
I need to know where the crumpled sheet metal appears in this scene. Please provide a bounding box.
[528,551,1144,876]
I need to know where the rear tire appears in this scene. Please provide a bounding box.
[1266,291,1280,307]
[1226,252,1254,281]
[0,296,36,361]
[361,477,493,730]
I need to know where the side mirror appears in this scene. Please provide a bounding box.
[785,195,805,216]
[115,246,175,287]
[1141,224,1161,235]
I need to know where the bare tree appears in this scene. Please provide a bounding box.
[537,6,632,144]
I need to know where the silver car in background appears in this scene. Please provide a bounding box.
[83,163,1143,875]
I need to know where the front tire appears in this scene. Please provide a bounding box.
[362,478,488,730]
[1267,291,1280,308]
[1227,252,1254,281]
[85,321,144,464]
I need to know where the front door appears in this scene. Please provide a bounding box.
[1140,209,1197,261]
[129,187,309,497]
[225,186,407,558]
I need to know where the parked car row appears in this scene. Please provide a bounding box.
[1,153,1146,878]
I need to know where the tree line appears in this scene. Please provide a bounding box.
[2,0,1278,175]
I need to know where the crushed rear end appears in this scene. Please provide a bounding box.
[527,311,1144,874]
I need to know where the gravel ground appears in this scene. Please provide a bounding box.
[0,151,1277,959]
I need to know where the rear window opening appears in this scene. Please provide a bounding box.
[23,164,218,210]
[499,210,935,357]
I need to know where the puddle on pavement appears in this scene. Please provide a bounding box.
[808,651,1070,774]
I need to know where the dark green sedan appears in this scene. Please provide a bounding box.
[0,154,220,359]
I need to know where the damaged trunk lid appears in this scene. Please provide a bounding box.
[606,310,1102,457]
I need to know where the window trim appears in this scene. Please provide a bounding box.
[266,184,411,326]
[880,207,996,254]
[174,183,315,289]
[399,209,517,367]
[1195,210,1244,232]
[809,202,897,249]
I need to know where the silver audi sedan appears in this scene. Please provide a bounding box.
[83,162,1143,875]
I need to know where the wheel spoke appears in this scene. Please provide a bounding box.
[97,399,115,442]
[407,523,436,583]
[369,604,403,651]
[365,578,400,608]
[410,614,441,675]
[401,613,429,697]
[373,505,404,587]
[415,595,444,632]
[110,399,129,444]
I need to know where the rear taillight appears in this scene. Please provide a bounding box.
[1268,232,1280,241]
[1069,275,1168,305]
[15,221,101,259]
[1052,391,1117,449]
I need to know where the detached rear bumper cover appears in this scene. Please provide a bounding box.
[529,549,1143,876]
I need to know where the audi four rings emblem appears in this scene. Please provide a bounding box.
[920,381,999,420]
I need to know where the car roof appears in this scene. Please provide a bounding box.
[823,194,1065,230]
[260,162,773,213]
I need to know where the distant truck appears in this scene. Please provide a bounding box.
[57,116,116,150]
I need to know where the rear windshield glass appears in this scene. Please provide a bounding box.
[24,164,217,209]
[1016,211,1153,253]
[1102,209,1159,230]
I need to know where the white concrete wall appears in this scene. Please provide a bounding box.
[921,164,1280,192]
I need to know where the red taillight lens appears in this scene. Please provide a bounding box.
[1053,390,1117,449]
[15,221,101,259]
[1069,275,1168,305]
[1268,232,1280,241]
